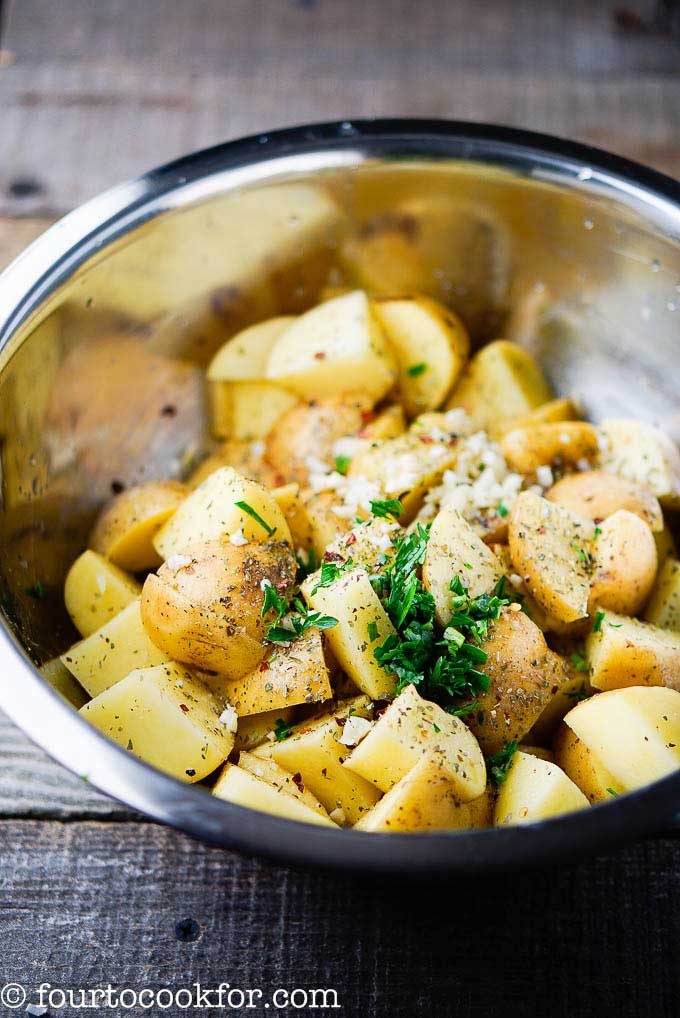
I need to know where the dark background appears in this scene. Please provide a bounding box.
[0,2,679,1015]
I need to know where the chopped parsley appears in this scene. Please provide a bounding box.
[24,580,47,600]
[487,740,518,784]
[265,597,338,644]
[334,454,351,476]
[261,582,287,622]
[370,526,510,708]
[565,680,588,702]
[310,558,354,595]
[446,700,480,718]
[606,787,619,797]
[407,362,427,377]
[594,526,602,540]
[370,497,404,520]
[234,500,274,536]
[274,718,293,742]
[572,542,595,574]
[367,621,379,642]
[592,610,605,633]
[570,650,589,673]
[495,500,509,518]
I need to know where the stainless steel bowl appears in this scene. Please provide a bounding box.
[0,120,678,873]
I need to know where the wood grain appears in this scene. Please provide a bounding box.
[0,821,677,1017]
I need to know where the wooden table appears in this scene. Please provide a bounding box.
[0,2,679,1014]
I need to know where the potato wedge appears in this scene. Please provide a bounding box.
[141,538,295,681]
[254,697,381,824]
[234,707,294,752]
[527,660,591,746]
[588,510,657,616]
[214,763,336,826]
[494,751,588,825]
[464,608,571,755]
[563,686,680,790]
[61,599,170,698]
[303,490,352,559]
[446,340,552,436]
[272,482,314,551]
[644,557,680,632]
[208,316,297,382]
[153,466,292,558]
[500,422,600,476]
[546,470,663,531]
[90,480,187,572]
[422,506,503,627]
[586,610,680,692]
[373,296,469,417]
[64,550,141,638]
[301,567,397,699]
[356,754,492,832]
[266,291,396,402]
[553,724,625,803]
[599,417,680,508]
[508,491,594,624]
[495,397,578,436]
[358,404,406,441]
[344,684,486,801]
[220,629,332,716]
[80,662,234,782]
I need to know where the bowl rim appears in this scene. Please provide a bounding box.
[0,117,678,874]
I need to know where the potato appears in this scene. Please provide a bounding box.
[187,440,281,489]
[586,610,680,692]
[348,431,459,522]
[213,752,336,827]
[80,662,234,781]
[90,481,187,572]
[546,470,663,531]
[563,686,680,790]
[234,707,294,752]
[265,394,372,486]
[553,724,625,803]
[301,567,397,699]
[464,608,571,755]
[266,291,396,402]
[654,526,677,567]
[141,538,295,681]
[272,483,314,551]
[254,697,381,824]
[446,340,552,436]
[64,550,141,637]
[518,745,555,763]
[303,490,352,559]
[153,466,292,559]
[356,754,492,833]
[322,518,401,575]
[422,506,503,627]
[220,629,332,715]
[508,491,594,624]
[495,397,578,436]
[644,557,680,632]
[599,418,680,508]
[588,510,657,616]
[358,404,406,441]
[39,657,89,709]
[500,422,600,476]
[61,599,170,698]
[527,660,591,745]
[208,316,297,381]
[373,296,469,417]
[344,683,486,801]
[494,751,589,825]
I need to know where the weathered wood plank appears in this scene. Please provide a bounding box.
[0,821,678,1017]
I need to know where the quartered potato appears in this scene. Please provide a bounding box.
[422,506,503,626]
[599,418,680,508]
[344,684,486,801]
[64,550,141,637]
[644,557,680,632]
[495,397,578,436]
[546,470,663,531]
[266,290,397,402]
[563,686,680,791]
[373,296,470,418]
[586,610,680,692]
[90,480,187,572]
[553,724,625,803]
[80,662,234,781]
[500,421,600,476]
[508,491,594,624]
[588,510,657,616]
[494,751,589,826]
[446,340,552,436]
[213,752,336,827]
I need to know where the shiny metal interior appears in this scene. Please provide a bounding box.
[0,122,678,871]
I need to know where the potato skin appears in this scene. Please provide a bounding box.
[89,480,187,571]
[588,509,657,616]
[546,470,663,531]
[141,538,295,680]
[265,393,372,485]
[465,608,572,755]
[500,421,600,476]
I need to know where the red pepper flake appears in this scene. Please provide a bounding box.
[276,579,289,591]
[259,660,270,672]
[345,532,358,546]
[323,550,344,562]
[418,435,435,445]
[360,409,376,424]
[274,473,286,486]
[291,772,305,793]
[179,704,189,713]
[313,351,326,360]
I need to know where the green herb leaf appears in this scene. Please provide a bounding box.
[261,582,287,621]
[487,740,518,784]
[407,362,427,377]
[606,787,619,797]
[370,498,404,520]
[570,651,589,673]
[274,718,293,742]
[234,500,274,536]
[367,621,379,642]
[24,581,47,600]
[334,455,351,476]
[310,557,354,595]
[495,500,509,518]
[592,610,605,633]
